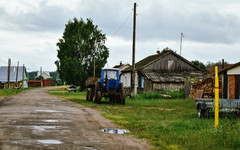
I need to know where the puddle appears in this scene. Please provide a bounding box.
[32,125,58,131]
[84,146,98,150]
[37,139,63,144]
[42,119,71,123]
[36,109,63,113]
[12,139,63,145]
[100,128,130,134]
[15,125,61,131]
[51,99,63,102]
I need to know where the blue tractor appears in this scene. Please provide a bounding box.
[86,68,125,105]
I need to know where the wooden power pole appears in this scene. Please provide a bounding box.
[180,32,184,56]
[40,67,43,87]
[7,58,11,89]
[93,41,96,77]
[22,64,25,89]
[15,61,19,87]
[132,2,137,96]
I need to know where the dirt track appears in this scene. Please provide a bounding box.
[0,88,151,150]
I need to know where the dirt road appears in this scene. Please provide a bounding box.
[0,88,151,150]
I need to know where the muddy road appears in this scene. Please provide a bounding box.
[0,88,151,150]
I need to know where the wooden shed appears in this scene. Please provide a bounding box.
[121,48,205,95]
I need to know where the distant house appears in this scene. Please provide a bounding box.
[28,71,54,87]
[219,62,240,99]
[121,48,205,95]
[37,71,52,80]
[0,66,28,88]
[113,62,131,87]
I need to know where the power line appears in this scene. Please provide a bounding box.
[113,15,132,36]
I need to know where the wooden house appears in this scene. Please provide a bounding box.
[219,62,240,99]
[121,48,205,95]
[113,62,131,87]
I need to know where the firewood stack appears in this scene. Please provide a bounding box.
[190,76,222,99]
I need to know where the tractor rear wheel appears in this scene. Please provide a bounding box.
[86,90,90,101]
[94,82,102,104]
[89,88,94,101]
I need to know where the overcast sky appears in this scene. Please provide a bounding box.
[0,0,239,72]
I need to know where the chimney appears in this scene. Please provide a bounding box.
[222,59,224,69]
[157,50,160,54]
[120,61,123,66]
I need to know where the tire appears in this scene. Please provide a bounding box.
[94,82,101,104]
[89,88,94,101]
[198,108,202,118]
[86,90,90,101]
[197,103,207,118]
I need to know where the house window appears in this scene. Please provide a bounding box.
[125,76,127,87]
[168,59,174,70]
[141,77,144,88]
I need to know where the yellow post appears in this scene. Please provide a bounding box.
[215,66,219,128]
[55,83,57,89]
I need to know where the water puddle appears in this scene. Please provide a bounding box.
[51,99,63,102]
[36,109,63,113]
[84,146,98,150]
[100,128,130,134]
[32,125,58,131]
[42,119,71,123]
[37,139,63,144]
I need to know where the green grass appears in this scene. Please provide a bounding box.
[0,88,33,97]
[49,90,240,150]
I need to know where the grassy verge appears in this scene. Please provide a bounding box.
[49,89,240,150]
[0,88,34,97]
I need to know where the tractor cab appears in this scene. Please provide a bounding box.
[99,68,120,92]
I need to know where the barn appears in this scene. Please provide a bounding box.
[121,48,205,96]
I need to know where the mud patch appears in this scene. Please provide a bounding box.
[100,129,130,134]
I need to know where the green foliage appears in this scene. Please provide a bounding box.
[0,88,33,97]
[50,90,240,149]
[28,71,38,80]
[134,89,185,100]
[35,75,44,80]
[191,60,207,71]
[206,60,229,69]
[56,18,109,89]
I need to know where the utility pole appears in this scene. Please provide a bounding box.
[180,32,184,56]
[93,41,96,77]
[22,64,25,89]
[15,61,19,87]
[132,2,137,96]
[40,67,43,87]
[7,58,11,89]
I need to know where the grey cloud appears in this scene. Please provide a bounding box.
[0,2,71,32]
